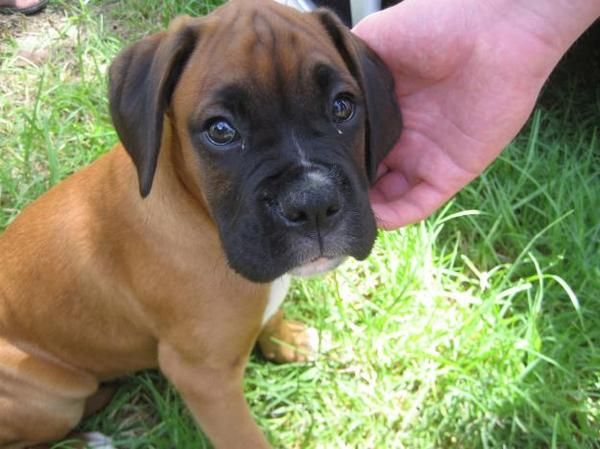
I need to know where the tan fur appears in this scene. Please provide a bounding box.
[0,2,354,447]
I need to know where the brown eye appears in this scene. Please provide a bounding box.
[332,95,355,122]
[205,118,238,146]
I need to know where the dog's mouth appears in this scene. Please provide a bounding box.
[215,165,376,284]
[288,256,347,277]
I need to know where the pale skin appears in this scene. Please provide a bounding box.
[354,0,600,229]
[0,0,39,8]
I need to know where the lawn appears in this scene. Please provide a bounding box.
[0,1,598,448]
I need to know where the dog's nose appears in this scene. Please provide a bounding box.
[277,172,342,231]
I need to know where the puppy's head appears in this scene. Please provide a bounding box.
[108,0,401,283]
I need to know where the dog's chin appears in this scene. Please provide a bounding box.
[288,256,347,277]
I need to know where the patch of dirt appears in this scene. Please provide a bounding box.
[0,10,27,37]
[94,1,143,43]
[0,4,72,65]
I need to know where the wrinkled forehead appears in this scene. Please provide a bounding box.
[174,1,357,116]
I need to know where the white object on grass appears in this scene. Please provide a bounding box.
[82,432,116,449]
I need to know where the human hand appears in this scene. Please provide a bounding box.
[354,0,600,229]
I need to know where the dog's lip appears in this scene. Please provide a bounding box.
[288,256,346,277]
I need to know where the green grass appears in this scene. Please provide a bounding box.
[1,1,599,448]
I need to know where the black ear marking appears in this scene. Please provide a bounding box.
[108,17,199,197]
[312,9,402,185]
[313,9,360,78]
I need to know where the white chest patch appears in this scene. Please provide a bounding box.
[262,275,291,325]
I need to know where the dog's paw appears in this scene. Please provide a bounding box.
[260,320,319,363]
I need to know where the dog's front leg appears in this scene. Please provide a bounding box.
[158,341,270,449]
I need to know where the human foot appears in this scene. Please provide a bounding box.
[0,0,48,15]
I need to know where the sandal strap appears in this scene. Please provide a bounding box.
[0,0,49,16]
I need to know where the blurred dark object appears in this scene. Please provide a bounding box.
[540,19,600,126]
[314,0,401,26]
[314,0,350,25]
[544,19,599,93]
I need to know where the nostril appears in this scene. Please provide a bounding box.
[326,205,340,217]
[259,190,272,202]
[287,209,308,223]
[274,180,343,227]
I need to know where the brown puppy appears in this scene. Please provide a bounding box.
[0,0,401,447]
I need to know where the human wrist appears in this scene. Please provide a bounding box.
[459,0,600,90]
[492,0,600,62]
[355,0,600,79]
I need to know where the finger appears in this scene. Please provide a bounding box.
[369,169,412,202]
[370,182,456,229]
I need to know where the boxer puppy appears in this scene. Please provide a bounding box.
[0,0,401,447]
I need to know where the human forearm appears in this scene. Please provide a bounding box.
[486,0,600,79]
[509,0,600,51]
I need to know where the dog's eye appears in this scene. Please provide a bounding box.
[332,95,355,122]
[205,118,238,146]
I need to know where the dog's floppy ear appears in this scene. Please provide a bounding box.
[108,17,199,197]
[313,9,402,184]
